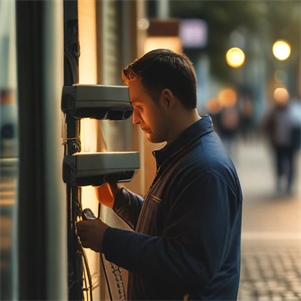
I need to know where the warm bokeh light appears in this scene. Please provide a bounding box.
[78,0,98,153]
[138,18,150,30]
[226,47,245,68]
[218,88,237,107]
[206,98,223,114]
[78,3,101,296]
[78,0,97,84]
[274,87,289,105]
[144,36,182,54]
[272,40,291,61]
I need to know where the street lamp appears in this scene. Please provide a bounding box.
[226,47,245,68]
[272,40,291,61]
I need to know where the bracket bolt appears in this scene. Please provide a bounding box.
[72,142,80,152]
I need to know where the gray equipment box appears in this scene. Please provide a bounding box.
[61,85,132,120]
[63,151,140,186]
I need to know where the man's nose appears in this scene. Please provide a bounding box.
[132,109,142,125]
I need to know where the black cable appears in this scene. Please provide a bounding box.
[100,254,113,301]
[97,202,101,219]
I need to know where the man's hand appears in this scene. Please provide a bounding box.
[94,182,121,209]
[77,219,109,253]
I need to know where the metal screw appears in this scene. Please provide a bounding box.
[72,142,80,152]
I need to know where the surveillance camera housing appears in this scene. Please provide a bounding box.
[61,85,132,120]
[63,151,140,186]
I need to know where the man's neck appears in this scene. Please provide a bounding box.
[166,109,201,144]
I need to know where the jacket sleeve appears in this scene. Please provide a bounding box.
[102,171,242,294]
[113,187,144,230]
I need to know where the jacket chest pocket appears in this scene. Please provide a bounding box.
[136,194,166,236]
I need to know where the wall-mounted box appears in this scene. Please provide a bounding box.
[61,85,132,120]
[63,151,140,186]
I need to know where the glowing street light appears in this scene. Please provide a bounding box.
[226,47,245,68]
[272,40,291,61]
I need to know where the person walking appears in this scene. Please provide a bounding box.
[263,88,299,195]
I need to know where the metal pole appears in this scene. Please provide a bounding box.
[16,0,66,299]
[43,1,67,299]
[63,1,84,300]
[16,1,47,298]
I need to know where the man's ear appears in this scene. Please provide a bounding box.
[161,89,175,109]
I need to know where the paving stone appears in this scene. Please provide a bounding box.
[238,239,301,301]
[271,296,282,301]
[257,296,270,301]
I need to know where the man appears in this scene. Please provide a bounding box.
[77,49,243,300]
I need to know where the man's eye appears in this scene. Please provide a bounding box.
[137,106,143,111]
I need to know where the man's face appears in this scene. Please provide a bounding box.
[128,79,169,143]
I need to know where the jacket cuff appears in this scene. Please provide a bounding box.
[113,187,128,213]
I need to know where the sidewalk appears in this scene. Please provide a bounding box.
[232,137,301,301]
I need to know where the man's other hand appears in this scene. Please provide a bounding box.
[94,182,120,209]
[77,219,109,253]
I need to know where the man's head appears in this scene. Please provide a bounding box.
[122,49,199,144]
[122,49,197,109]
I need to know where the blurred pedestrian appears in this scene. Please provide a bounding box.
[240,95,254,141]
[262,88,299,195]
[288,95,301,150]
[215,105,240,157]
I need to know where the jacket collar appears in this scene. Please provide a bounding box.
[152,114,213,167]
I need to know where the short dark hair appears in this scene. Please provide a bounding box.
[122,49,197,109]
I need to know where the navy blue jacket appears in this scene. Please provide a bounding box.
[102,115,243,300]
